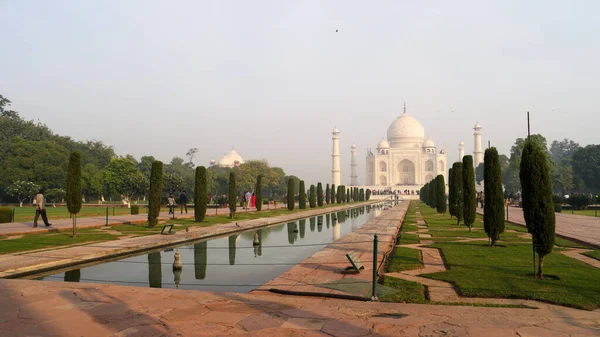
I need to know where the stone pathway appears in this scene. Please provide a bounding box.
[1,278,599,337]
[559,249,600,269]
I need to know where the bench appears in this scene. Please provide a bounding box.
[342,250,365,274]
[161,224,175,235]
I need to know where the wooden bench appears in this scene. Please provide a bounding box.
[342,250,365,274]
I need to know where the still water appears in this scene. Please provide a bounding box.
[40,206,382,293]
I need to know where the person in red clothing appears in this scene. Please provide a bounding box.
[251,192,256,208]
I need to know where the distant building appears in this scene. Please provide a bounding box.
[212,149,244,168]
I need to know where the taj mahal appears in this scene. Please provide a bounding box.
[332,104,483,196]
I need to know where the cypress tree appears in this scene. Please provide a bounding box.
[255,174,263,212]
[299,180,306,209]
[448,167,455,218]
[366,189,371,200]
[359,188,364,201]
[309,184,316,208]
[484,148,504,246]
[317,183,323,206]
[436,175,446,214]
[336,185,342,204]
[520,140,555,279]
[287,178,295,210]
[462,155,476,232]
[66,152,82,238]
[346,188,350,203]
[325,183,330,204]
[228,172,236,218]
[451,162,464,226]
[430,180,437,209]
[194,166,207,222]
[331,184,336,204]
[148,161,163,227]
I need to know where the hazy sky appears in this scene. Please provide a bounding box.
[2,1,599,185]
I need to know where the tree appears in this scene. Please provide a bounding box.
[309,185,316,208]
[550,139,581,166]
[103,157,146,205]
[484,148,505,246]
[520,140,556,279]
[186,148,198,167]
[148,161,163,227]
[325,183,330,204]
[504,135,553,194]
[436,175,446,214]
[448,167,455,218]
[255,175,263,212]
[5,181,40,207]
[299,180,306,209]
[475,163,484,186]
[45,188,66,206]
[138,155,156,177]
[331,184,336,204]
[451,162,464,226]
[573,145,600,192]
[463,155,476,232]
[235,160,280,193]
[429,180,437,209]
[366,189,371,200]
[81,164,104,203]
[317,183,323,206]
[121,171,149,205]
[228,172,236,218]
[195,166,207,222]
[66,152,82,238]
[346,188,350,203]
[359,188,364,201]
[163,173,185,194]
[287,178,295,210]
[336,185,343,204]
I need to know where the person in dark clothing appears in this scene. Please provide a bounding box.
[33,189,52,227]
[179,191,188,214]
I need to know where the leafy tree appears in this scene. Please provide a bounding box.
[235,160,280,194]
[163,173,185,194]
[138,156,156,178]
[325,183,330,204]
[148,161,163,227]
[475,163,484,186]
[186,148,198,167]
[256,175,263,211]
[484,148,505,246]
[463,155,476,232]
[81,164,104,203]
[550,138,581,166]
[520,140,555,279]
[5,181,40,207]
[317,183,323,206]
[287,178,295,210]
[66,152,82,238]
[45,188,66,206]
[503,135,553,194]
[121,171,149,204]
[451,162,464,226]
[195,166,207,222]
[572,145,600,192]
[309,184,316,208]
[299,180,306,209]
[436,175,446,214]
[0,94,18,118]
[228,172,236,218]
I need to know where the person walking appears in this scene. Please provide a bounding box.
[33,189,52,227]
[179,191,188,214]
[245,190,251,210]
[251,192,256,209]
[168,193,176,215]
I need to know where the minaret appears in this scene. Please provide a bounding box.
[458,141,465,162]
[350,143,358,186]
[332,127,341,186]
[473,122,483,167]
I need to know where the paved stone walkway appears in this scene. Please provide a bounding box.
[1,278,598,337]
[259,202,408,296]
[478,206,600,248]
[0,202,376,278]
[559,249,600,269]
[0,204,289,237]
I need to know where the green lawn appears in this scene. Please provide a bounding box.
[415,202,600,310]
[583,250,600,261]
[398,233,419,245]
[0,230,121,254]
[379,276,427,303]
[388,247,422,272]
[11,206,134,222]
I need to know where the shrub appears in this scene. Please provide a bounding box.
[130,205,140,215]
[299,180,306,209]
[0,207,12,223]
[554,203,562,213]
[483,148,504,246]
[552,195,564,204]
[566,194,590,210]
[256,175,263,212]
[462,155,476,232]
[287,178,295,211]
[148,161,164,227]
[317,183,323,207]
[309,184,316,208]
[366,189,371,200]
[195,166,207,222]
[325,183,330,204]
[520,140,556,279]
[228,172,236,218]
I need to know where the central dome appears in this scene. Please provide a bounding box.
[386,111,425,146]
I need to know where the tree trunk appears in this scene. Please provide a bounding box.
[19,201,23,207]
[72,214,77,238]
[538,254,544,279]
[469,224,472,232]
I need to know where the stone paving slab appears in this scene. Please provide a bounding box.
[0,202,378,278]
[478,206,600,248]
[258,202,409,297]
[0,278,599,337]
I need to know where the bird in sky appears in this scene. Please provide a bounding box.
[336,29,338,32]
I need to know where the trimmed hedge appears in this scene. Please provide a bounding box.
[0,207,12,223]
[130,205,140,215]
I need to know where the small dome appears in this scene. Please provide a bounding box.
[332,127,339,135]
[218,149,244,168]
[474,122,482,129]
[377,139,390,149]
[423,138,435,148]
[387,111,425,146]
[351,143,357,149]
[209,159,216,165]
[459,141,464,145]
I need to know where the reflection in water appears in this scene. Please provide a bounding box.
[317,215,323,232]
[333,221,340,241]
[287,222,296,244]
[148,252,162,288]
[194,242,207,280]
[228,235,238,266]
[326,214,330,228]
[254,230,263,257]
[310,217,316,232]
[173,268,182,289]
[337,211,346,223]
[64,269,80,282]
[299,219,306,239]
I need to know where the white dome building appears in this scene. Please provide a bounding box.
[217,149,244,168]
[365,104,447,192]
